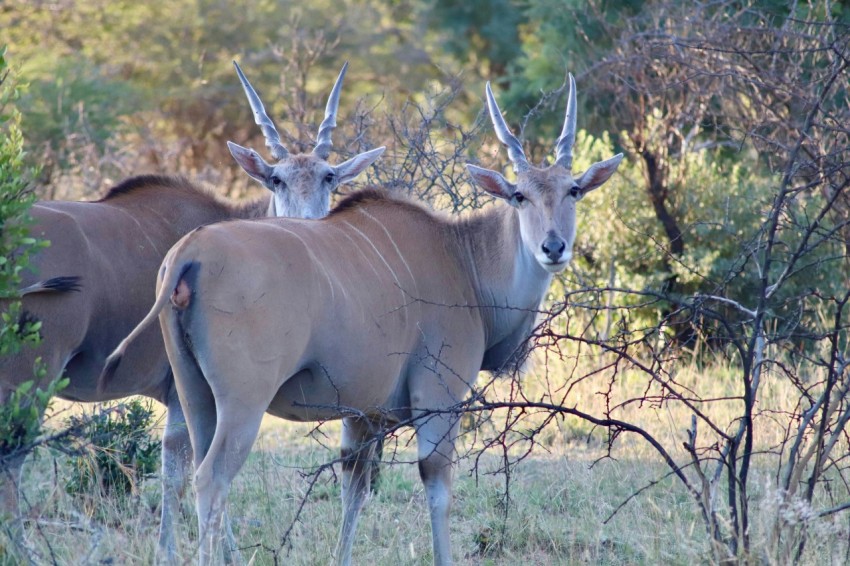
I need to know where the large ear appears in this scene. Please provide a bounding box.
[334,146,386,185]
[465,164,516,200]
[575,153,624,194]
[227,141,273,185]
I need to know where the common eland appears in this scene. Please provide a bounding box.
[1,60,382,561]
[103,75,622,565]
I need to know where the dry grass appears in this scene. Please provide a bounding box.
[7,354,850,565]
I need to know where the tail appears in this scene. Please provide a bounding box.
[18,276,82,295]
[98,244,197,395]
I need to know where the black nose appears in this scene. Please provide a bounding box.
[541,238,566,262]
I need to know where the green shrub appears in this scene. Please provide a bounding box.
[0,46,46,302]
[64,399,161,499]
[0,377,67,468]
[0,46,55,468]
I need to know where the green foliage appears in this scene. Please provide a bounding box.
[2,2,846,339]
[65,399,162,499]
[0,44,47,363]
[509,0,644,101]
[2,0,452,174]
[0,46,46,304]
[422,0,525,75]
[22,61,142,157]
[0,377,67,462]
[0,303,42,357]
[557,131,771,328]
[0,47,55,468]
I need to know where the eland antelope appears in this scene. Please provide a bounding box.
[0,62,382,561]
[228,60,385,220]
[0,175,269,556]
[102,75,622,565]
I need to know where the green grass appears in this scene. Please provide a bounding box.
[5,358,850,565]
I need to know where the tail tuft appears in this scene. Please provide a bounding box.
[18,276,83,296]
[42,276,83,293]
[98,352,122,395]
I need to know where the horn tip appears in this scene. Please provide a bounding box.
[233,61,248,81]
[337,61,349,80]
[485,81,496,105]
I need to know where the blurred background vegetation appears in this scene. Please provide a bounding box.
[4,0,847,336]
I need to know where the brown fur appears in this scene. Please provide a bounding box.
[108,76,623,565]
[99,174,269,219]
[0,174,271,557]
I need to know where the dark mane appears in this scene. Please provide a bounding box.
[97,175,212,202]
[329,188,392,216]
[329,188,434,219]
[95,174,269,219]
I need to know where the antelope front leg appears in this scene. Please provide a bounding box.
[157,384,192,563]
[0,452,26,557]
[333,417,378,566]
[415,412,460,566]
[0,381,45,560]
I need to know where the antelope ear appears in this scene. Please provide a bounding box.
[228,141,273,186]
[575,153,624,194]
[466,164,516,200]
[334,146,386,185]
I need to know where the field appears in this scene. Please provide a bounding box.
[8,357,849,565]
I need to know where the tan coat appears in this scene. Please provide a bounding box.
[0,176,268,554]
[105,76,623,566]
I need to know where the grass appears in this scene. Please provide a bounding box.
[5,355,850,565]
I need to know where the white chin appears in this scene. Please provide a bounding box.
[541,261,569,273]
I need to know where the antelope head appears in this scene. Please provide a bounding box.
[228,61,385,219]
[467,76,623,273]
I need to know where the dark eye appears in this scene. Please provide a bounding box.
[513,191,525,203]
[325,172,336,184]
[569,186,581,198]
[270,175,284,188]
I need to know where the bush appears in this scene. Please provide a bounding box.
[0,46,55,465]
[0,378,67,470]
[64,399,161,500]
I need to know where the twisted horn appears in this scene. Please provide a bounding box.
[554,73,577,170]
[485,82,530,173]
[313,61,348,160]
[233,61,288,161]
